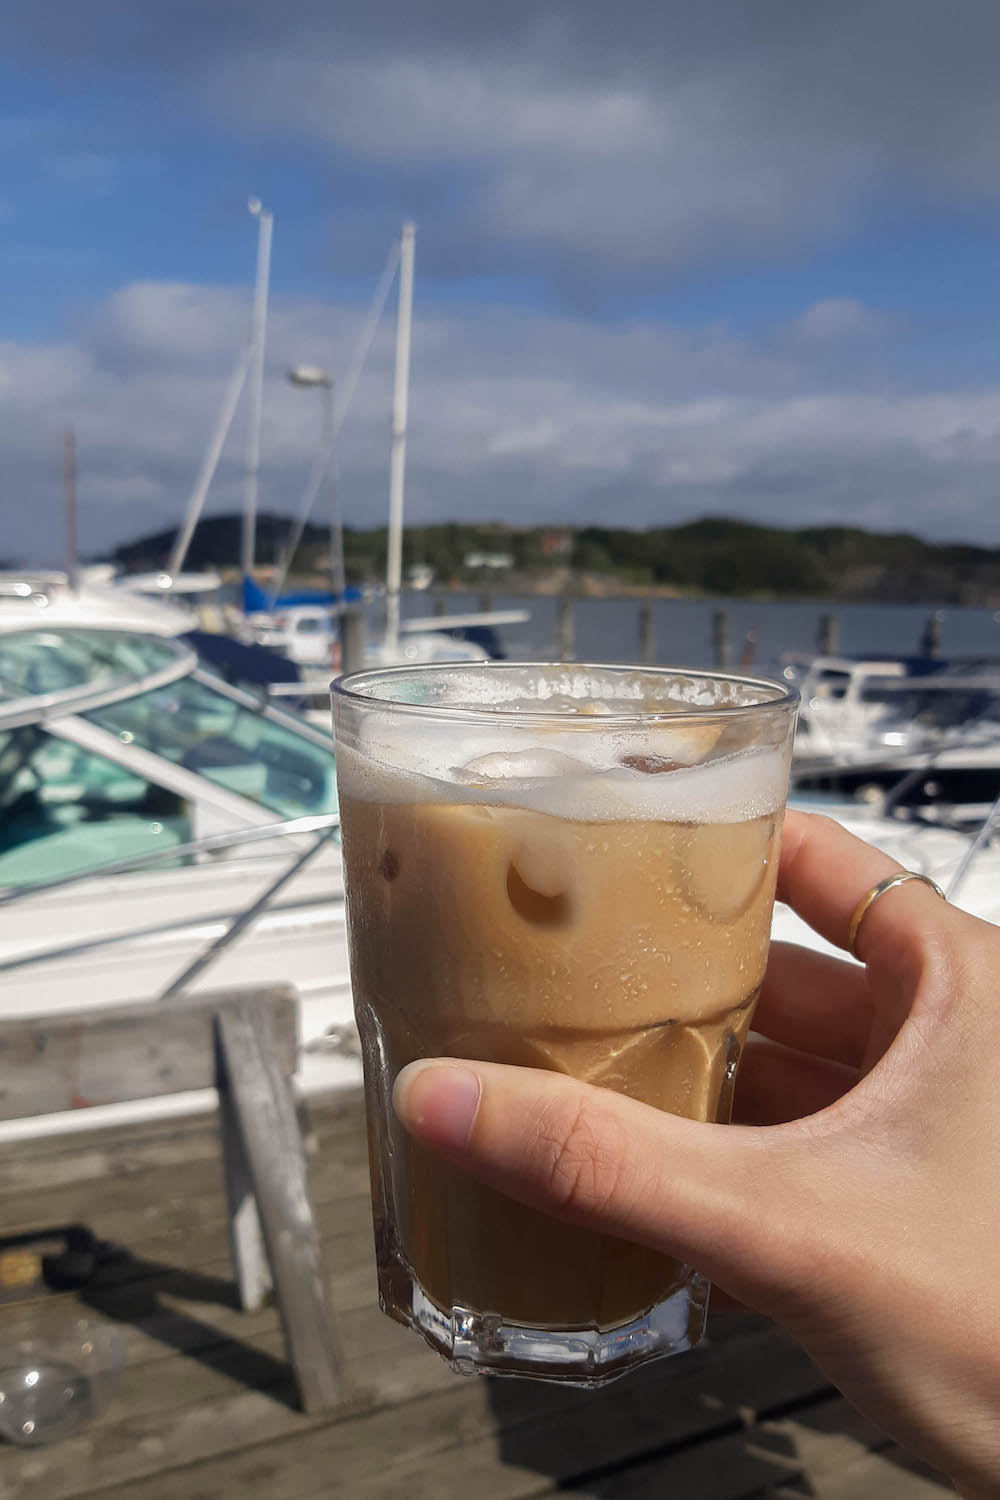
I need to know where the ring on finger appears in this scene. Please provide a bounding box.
[847,871,947,959]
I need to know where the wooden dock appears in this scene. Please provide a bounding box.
[0,1092,951,1498]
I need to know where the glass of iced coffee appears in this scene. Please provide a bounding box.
[332,663,797,1385]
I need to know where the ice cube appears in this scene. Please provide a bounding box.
[621,724,725,769]
[680,817,776,920]
[453,748,586,783]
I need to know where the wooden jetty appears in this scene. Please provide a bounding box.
[0,1087,952,1499]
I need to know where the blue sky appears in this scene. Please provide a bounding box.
[4,0,1000,561]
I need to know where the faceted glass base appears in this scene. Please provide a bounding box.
[377,1240,710,1387]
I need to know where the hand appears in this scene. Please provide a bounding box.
[394,810,1000,1498]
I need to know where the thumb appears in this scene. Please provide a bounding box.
[393,1057,810,1309]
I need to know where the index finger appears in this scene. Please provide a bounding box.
[777,809,946,967]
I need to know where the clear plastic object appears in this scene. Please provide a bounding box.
[0,1319,125,1446]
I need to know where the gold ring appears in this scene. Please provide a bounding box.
[847,871,947,958]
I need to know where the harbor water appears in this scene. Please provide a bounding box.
[398,592,1000,669]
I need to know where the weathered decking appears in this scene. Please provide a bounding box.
[0,1092,950,1499]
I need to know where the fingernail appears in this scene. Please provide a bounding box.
[393,1061,482,1151]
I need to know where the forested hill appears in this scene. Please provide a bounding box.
[110,513,1000,606]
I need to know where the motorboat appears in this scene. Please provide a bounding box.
[789,658,1000,818]
[0,572,360,1138]
[775,787,1000,956]
[785,655,909,763]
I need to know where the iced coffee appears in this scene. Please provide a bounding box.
[332,664,797,1384]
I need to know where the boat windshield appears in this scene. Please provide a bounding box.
[85,671,337,820]
[869,685,1000,733]
[808,669,851,702]
[0,630,180,705]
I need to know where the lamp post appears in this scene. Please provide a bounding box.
[287,365,344,601]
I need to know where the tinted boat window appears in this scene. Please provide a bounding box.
[0,727,191,888]
[0,631,179,702]
[87,673,337,820]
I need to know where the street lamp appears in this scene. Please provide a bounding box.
[286,365,344,600]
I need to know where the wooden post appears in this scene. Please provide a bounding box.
[556,596,574,662]
[433,595,446,617]
[712,609,731,668]
[218,1058,273,1313]
[920,611,943,659]
[215,997,341,1413]
[740,630,758,669]
[478,591,494,614]
[817,613,838,655]
[339,607,366,676]
[638,603,654,665]
[0,986,297,1120]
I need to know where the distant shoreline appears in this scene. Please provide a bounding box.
[110,512,1000,611]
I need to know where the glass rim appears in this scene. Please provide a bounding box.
[331,660,798,726]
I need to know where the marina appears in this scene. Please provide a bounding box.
[5,38,1000,1488]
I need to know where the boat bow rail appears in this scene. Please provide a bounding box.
[0,811,342,912]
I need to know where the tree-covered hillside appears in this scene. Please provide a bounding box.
[110,513,1000,606]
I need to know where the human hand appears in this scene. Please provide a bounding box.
[394,810,1000,1498]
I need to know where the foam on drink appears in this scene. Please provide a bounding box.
[336,724,787,820]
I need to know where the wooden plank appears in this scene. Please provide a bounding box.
[315,1335,834,1500]
[0,1212,377,1413]
[0,1183,374,1308]
[803,1447,952,1498]
[0,987,298,1120]
[765,1398,951,1499]
[577,1396,946,1499]
[339,1391,937,1500]
[217,1035,272,1313]
[0,1122,370,1243]
[215,999,341,1413]
[0,1089,364,1193]
[30,1326,829,1500]
[0,1311,454,1500]
[0,1294,763,1497]
[0,1298,466,1500]
[0,1304,451,1465]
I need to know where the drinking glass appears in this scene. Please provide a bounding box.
[332,663,797,1384]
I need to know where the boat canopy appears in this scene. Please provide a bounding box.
[241,576,364,616]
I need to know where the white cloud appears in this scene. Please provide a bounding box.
[179,0,1000,278]
[791,299,881,342]
[90,282,250,370]
[209,49,867,274]
[487,419,561,457]
[5,2,1000,285]
[4,278,1000,564]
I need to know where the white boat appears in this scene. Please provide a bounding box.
[0,572,360,1139]
[789,656,1000,818]
[774,790,1000,957]
[788,656,909,763]
[244,603,498,671]
[5,579,994,1142]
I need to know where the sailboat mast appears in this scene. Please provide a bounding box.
[63,426,79,592]
[384,221,415,651]
[241,199,273,581]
